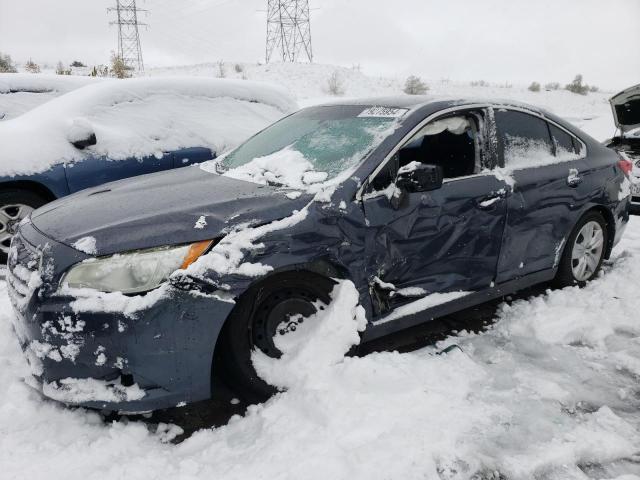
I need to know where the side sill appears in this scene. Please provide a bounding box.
[361,269,556,343]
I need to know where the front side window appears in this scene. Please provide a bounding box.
[495,110,554,169]
[369,112,481,191]
[215,105,403,189]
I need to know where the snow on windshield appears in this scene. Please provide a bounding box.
[204,106,402,193]
[0,77,296,177]
[222,148,328,190]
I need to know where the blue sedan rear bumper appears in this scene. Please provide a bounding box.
[7,225,234,413]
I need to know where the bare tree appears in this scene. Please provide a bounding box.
[528,81,541,92]
[565,74,589,95]
[110,54,131,79]
[403,75,429,95]
[544,82,560,90]
[55,61,71,75]
[217,61,226,78]
[327,71,345,96]
[0,52,17,73]
[25,59,41,74]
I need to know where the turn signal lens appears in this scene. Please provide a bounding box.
[181,240,213,269]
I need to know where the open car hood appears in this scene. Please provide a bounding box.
[610,84,640,135]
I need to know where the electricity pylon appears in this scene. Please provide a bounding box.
[266,0,313,63]
[108,0,146,72]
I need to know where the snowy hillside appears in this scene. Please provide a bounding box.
[149,62,619,141]
[2,62,619,143]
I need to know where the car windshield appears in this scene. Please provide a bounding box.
[216,105,405,189]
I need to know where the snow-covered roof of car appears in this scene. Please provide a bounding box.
[0,73,104,95]
[0,73,105,120]
[0,76,297,176]
[318,95,546,115]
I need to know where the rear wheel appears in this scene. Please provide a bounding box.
[0,190,48,263]
[553,211,608,288]
[216,272,335,402]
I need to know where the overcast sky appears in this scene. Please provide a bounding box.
[1,0,638,90]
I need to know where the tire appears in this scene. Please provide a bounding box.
[0,189,49,263]
[216,271,335,402]
[553,210,608,288]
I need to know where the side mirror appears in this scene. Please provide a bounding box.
[71,132,97,150]
[396,162,443,193]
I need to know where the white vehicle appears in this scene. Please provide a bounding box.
[606,83,640,213]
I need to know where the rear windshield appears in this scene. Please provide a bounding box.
[217,105,404,188]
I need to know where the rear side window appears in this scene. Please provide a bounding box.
[495,110,554,168]
[549,123,580,156]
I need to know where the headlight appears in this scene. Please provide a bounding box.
[61,240,213,294]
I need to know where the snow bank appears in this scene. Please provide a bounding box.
[0,76,297,176]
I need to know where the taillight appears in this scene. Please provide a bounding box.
[618,155,633,176]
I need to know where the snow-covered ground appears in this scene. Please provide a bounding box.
[1,219,639,479]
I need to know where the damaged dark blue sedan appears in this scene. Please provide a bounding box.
[7,97,631,413]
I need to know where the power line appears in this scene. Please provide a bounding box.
[108,0,147,72]
[266,0,313,63]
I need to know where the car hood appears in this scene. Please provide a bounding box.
[610,84,640,134]
[31,166,313,256]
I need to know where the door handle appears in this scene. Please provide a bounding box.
[476,190,507,210]
[567,169,583,188]
[567,176,583,187]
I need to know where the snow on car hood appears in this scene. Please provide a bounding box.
[30,165,312,256]
[610,83,640,135]
[0,76,297,177]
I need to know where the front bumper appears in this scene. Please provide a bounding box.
[7,222,235,413]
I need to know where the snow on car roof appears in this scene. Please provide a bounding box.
[0,73,106,120]
[0,77,297,177]
[0,73,104,95]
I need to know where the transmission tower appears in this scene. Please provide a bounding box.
[266,0,313,63]
[108,0,147,72]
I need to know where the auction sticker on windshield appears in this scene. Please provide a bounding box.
[358,106,408,118]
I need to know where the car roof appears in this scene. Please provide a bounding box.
[315,95,545,114]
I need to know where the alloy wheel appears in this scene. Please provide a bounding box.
[0,204,33,254]
[571,220,604,282]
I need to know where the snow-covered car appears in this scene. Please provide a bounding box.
[0,73,103,121]
[7,97,630,413]
[0,77,296,260]
[605,83,640,213]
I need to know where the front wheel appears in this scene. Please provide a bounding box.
[216,272,335,402]
[0,190,49,263]
[553,211,608,288]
